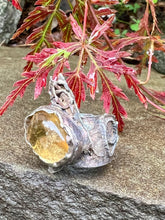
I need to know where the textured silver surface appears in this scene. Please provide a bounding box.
[24,74,118,171]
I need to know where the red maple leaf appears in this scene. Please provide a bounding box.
[100,72,128,131]
[53,60,71,80]
[0,71,35,116]
[70,14,83,40]
[140,87,165,106]
[34,67,53,99]
[35,0,55,5]
[89,16,115,43]
[12,6,54,39]
[26,24,54,48]
[9,0,22,11]
[64,70,92,108]
[91,0,119,5]
[95,7,116,18]
[124,74,147,105]
[25,48,57,65]
[55,9,72,42]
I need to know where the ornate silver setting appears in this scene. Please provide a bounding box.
[24,74,118,172]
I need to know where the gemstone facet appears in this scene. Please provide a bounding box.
[26,111,69,164]
[24,74,118,172]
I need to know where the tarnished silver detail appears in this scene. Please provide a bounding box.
[24,74,118,172]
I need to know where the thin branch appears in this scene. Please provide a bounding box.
[82,0,88,41]
[139,85,165,106]
[147,98,165,113]
[139,40,154,85]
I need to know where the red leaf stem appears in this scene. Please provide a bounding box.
[9,0,22,11]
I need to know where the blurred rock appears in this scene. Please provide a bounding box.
[0,0,25,44]
[152,50,165,75]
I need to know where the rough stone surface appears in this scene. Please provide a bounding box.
[152,50,165,74]
[0,47,165,219]
[0,0,24,44]
[0,162,165,220]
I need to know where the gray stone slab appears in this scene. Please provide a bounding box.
[0,46,165,219]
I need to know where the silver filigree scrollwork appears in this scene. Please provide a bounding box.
[24,74,118,172]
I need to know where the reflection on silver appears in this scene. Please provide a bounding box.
[24,74,118,172]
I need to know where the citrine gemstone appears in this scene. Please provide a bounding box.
[27,111,69,164]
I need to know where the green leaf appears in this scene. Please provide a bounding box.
[125,4,134,11]
[130,23,139,31]
[130,19,140,31]
[114,29,120,35]
[153,0,158,4]
[41,49,70,68]
[121,30,128,37]
[125,3,140,13]
[133,3,140,13]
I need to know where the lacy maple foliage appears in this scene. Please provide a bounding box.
[9,0,22,11]
[2,0,165,131]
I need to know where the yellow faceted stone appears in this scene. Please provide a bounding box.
[27,111,69,164]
